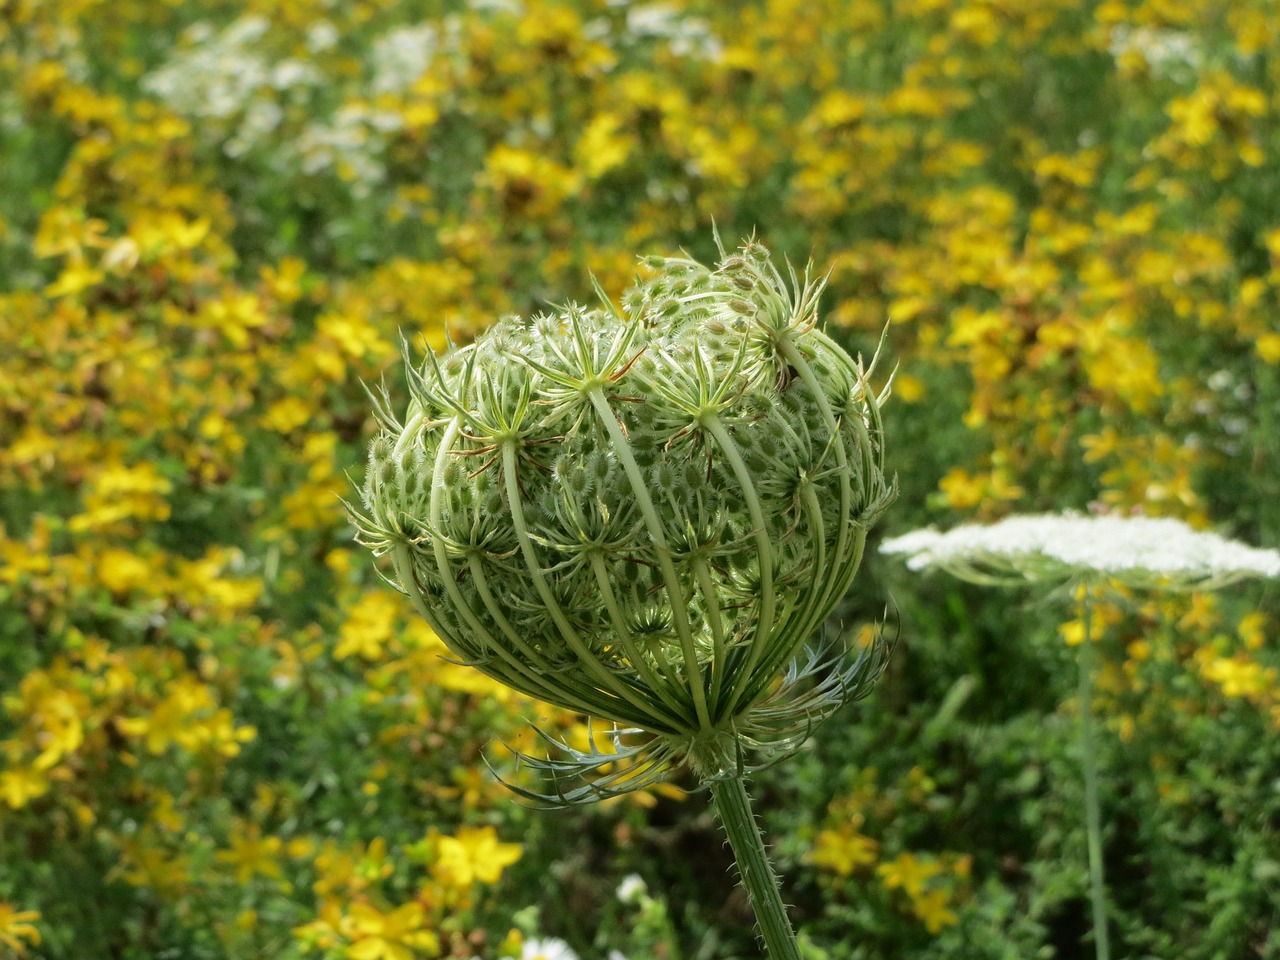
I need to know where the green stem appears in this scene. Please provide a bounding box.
[1078,589,1111,960]
[706,773,801,960]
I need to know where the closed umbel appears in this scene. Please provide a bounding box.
[351,239,894,789]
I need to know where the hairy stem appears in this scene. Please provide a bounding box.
[706,772,801,960]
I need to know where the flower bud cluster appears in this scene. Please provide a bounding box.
[353,240,894,759]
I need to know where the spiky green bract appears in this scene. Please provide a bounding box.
[351,239,895,793]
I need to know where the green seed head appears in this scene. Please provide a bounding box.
[351,239,895,792]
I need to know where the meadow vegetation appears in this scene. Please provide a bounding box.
[2,0,1279,957]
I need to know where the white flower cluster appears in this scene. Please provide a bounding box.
[370,23,440,95]
[293,103,405,197]
[622,3,723,60]
[882,513,1280,590]
[142,16,321,158]
[142,15,463,196]
[520,938,578,960]
[615,873,647,904]
[519,939,631,960]
[1107,25,1202,77]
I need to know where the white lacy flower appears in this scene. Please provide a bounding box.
[142,14,320,154]
[521,938,578,960]
[1108,25,1201,75]
[624,3,722,59]
[881,513,1280,590]
[616,873,646,904]
[370,23,439,95]
[305,20,340,53]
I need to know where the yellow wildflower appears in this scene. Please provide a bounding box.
[0,766,50,810]
[893,373,925,403]
[97,547,158,596]
[1199,654,1274,700]
[44,261,105,298]
[576,112,631,179]
[0,904,41,956]
[336,591,402,661]
[938,467,984,510]
[198,292,268,350]
[432,826,522,889]
[877,852,942,898]
[1239,612,1267,651]
[344,902,440,960]
[215,825,284,884]
[113,842,191,893]
[261,396,313,434]
[262,256,307,303]
[294,901,345,951]
[31,687,86,769]
[68,461,173,533]
[1256,332,1280,365]
[810,828,879,876]
[911,888,958,933]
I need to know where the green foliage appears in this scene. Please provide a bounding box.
[2,0,1279,958]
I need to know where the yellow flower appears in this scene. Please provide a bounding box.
[1199,654,1274,700]
[215,826,283,884]
[31,687,85,769]
[344,902,440,960]
[911,888,958,933]
[68,461,173,533]
[576,112,631,179]
[112,842,191,892]
[1239,612,1267,651]
[319,311,388,361]
[198,292,268,350]
[0,904,41,956]
[1256,332,1280,365]
[97,547,157,596]
[810,828,879,876]
[938,467,984,510]
[261,396,313,434]
[812,90,868,129]
[44,261,105,298]
[1060,619,1085,647]
[877,852,942,898]
[432,826,522,889]
[0,766,49,810]
[294,901,344,950]
[129,212,210,257]
[1179,593,1218,633]
[262,256,307,303]
[118,677,211,754]
[482,145,582,218]
[336,591,402,661]
[893,373,925,403]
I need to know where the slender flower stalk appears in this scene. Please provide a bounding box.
[1076,587,1109,960]
[882,511,1280,960]
[350,237,896,955]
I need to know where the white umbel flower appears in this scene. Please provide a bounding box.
[521,938,578,960]
[881,512,1280,590]
[616,873,647,904]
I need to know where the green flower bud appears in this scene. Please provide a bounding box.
[350,239,895,793]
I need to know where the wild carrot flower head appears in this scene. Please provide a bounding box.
[351,238,895,796]
[881,512,1280,591]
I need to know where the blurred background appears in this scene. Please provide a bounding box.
[2,0,1279,957]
